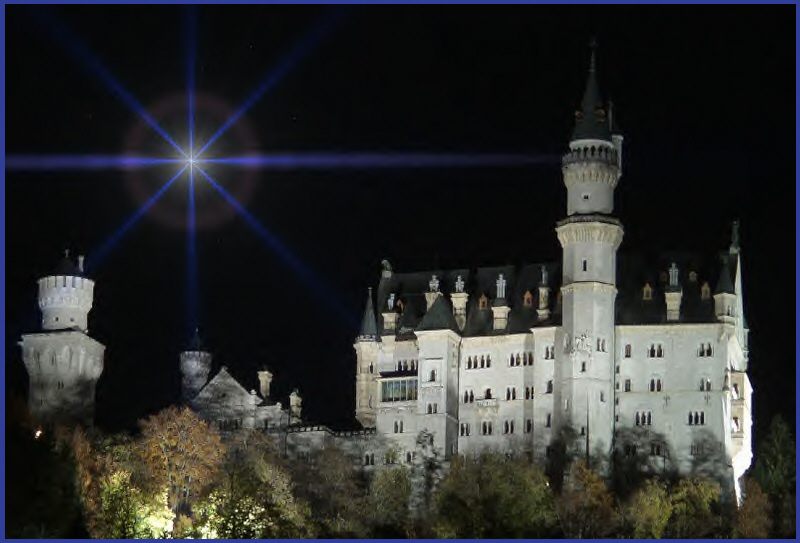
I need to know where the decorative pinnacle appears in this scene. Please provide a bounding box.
[589,37,597,73]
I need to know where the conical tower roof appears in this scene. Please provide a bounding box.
[357,287,378,340]
[572,39,612,142]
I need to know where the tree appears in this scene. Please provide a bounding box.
[625,478,672,538]
[136,406,225,523]
[665,476,722,538]
[433,452,558,538]
[71,428,172,538]
[194,431,312,538]
[754,415,796,537]
[733,477,772,538]
[556,458,618,538]
[368,466,412,536]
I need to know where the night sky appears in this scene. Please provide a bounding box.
[6,6,794,447]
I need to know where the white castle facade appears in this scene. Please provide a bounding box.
[353,49,753,499]
[18,47,752,502]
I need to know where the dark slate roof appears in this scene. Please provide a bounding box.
[615,251,737,324]
[357,288,378,340]
[186,328,206,352]
[714,255,735,294]
[417,295,459,333]
[572,44,612,142]
[374,261,562,339]
[54,254,84,277]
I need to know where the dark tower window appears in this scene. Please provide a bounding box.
[582,259,588,272]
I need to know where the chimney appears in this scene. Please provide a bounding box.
[382,293,398,333]
[664,262,683,322]
[491,274,510,331]
[257,369,273,400]
[537,265,551,321]
[425,274,441,310]
[289,389,302,423]
[78,255,85,273]
[450,275,469,330]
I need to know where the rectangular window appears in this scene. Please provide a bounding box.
[624,379,631,392]
[526,419,533,433]
[582,259,588,272]
[545,413,552,428]
[624,344,632,358]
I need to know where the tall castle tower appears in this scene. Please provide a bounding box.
[180,328,213,404]
[354,287,379,427]
[19,251,105,427]
[553,41,624,463]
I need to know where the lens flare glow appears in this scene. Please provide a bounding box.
[195,166,358,326]
[87,166,188,271]
[6,154,183,171]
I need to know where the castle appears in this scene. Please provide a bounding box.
[353,47,753,499]
[18,46,753,501]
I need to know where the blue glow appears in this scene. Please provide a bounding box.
[87,166,188,272]
[186,6,197,157]
[6,154,183,171]
[198,152,557,170]
[33,10,186,157]
[195,166,358,327]
[194,10,346,159]
[186,168,199,334]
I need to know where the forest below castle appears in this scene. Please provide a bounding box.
[6,396,795,539]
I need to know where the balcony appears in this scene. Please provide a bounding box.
[476,398,498,408]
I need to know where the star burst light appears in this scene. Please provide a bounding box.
[9,7,552,331]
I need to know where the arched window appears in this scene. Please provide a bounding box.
[516,353,521,366]
[506,388,511,401]
[430,369,437,382]
[512,388,517,400]
[427,404,432,415]
[546,413,552,428]
[479,294,488,310]
[649,379,655,392]
[581,361,587,372]
[701,282,711,300]
[525,387,531,400]
[657,379,662,392]
[486,355,491,368]
[546,380,553,393]
[656,345,664,357]
[635,412,641,426]
[480,355,485,369]
[624,344,632,358]
[368,363,373,374]
[485,388,492,400]
[643,282,653,301]
[469,390,474,402]
[464,391,469,404]
[509,353,514,366]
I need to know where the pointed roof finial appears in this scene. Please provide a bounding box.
[730,219,740,254]
[589,36,597,73]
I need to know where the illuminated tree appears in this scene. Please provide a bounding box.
[556,459,618,538]
[625,478,672,538]
[433,452,558,538]
[71,428,172,538]
[136,406,225,519]
[368,466,412,536]
[194,431,312,538]
[664,476,722,538]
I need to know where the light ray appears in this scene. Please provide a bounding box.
[186,6,197,157]
[198,152,558,170]
[87,165,188,272]
[194,10,346,159]
[6,154,183,171]
[195,166,358,327]
[186,168,199,334]
[32,9,186,157]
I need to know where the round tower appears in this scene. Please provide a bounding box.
[20,250,105,427]
[38,250,94,332]
[180,328,212,403]
[554,40,623,465]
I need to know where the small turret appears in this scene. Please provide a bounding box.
[289,389,302,423]
[491,273,510,330]
[180,328,212,403]
[38,249,94,332]
[257,368,273,400]
[537,265,551,321]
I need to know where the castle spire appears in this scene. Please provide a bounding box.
[357,287,378,341]
[572,37,611,142]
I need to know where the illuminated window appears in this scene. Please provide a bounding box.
[643,282,653,301]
